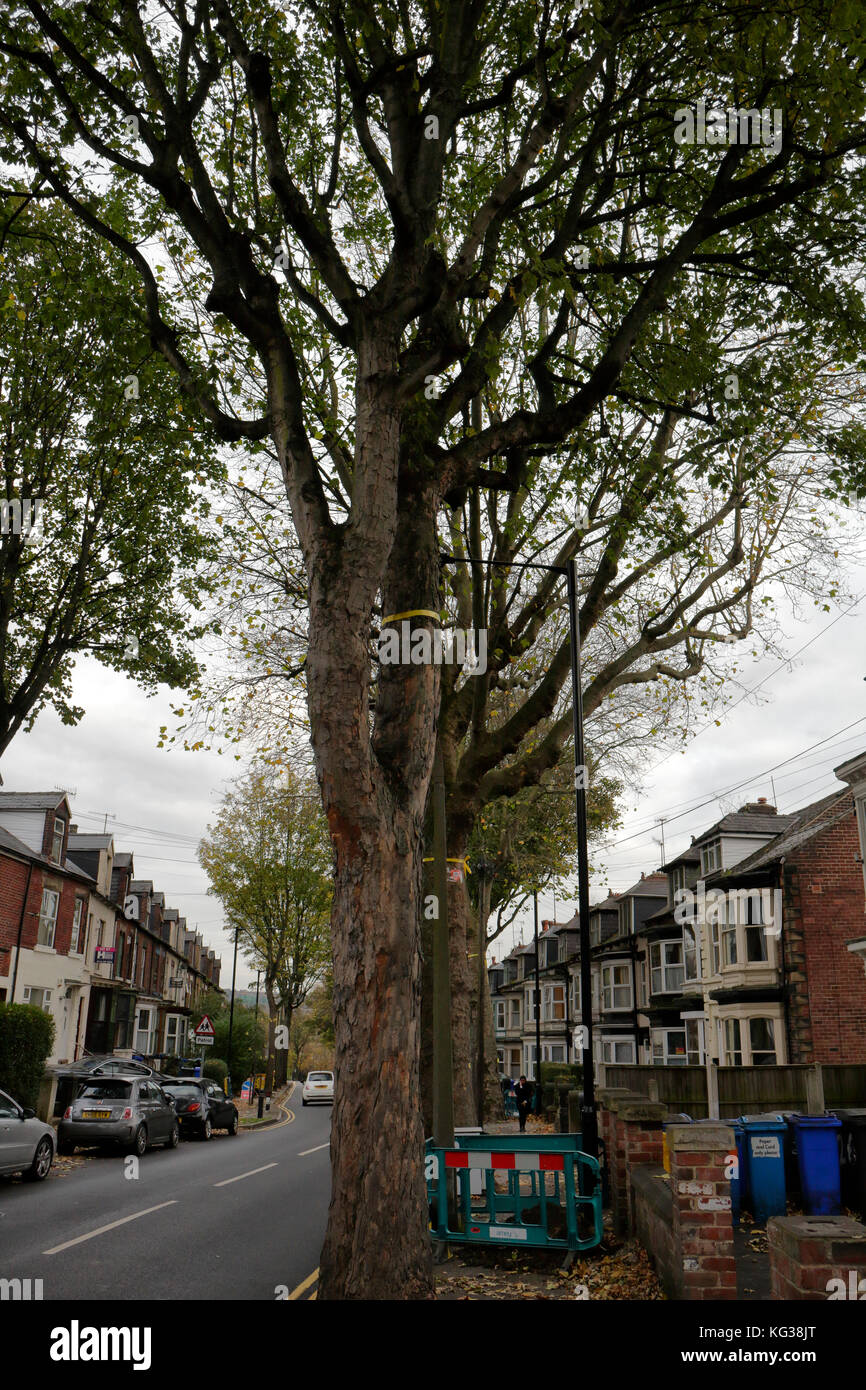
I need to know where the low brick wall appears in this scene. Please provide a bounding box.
[668,1124,737,1300]
[769,1214,866,1300]
[632,1165,678,1298]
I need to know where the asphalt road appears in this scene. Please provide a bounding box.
[0,1084,331,1301]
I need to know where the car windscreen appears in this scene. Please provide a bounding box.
[307,1073,333,1082]
[78,1081,132,1099]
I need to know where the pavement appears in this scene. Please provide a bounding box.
[0,1081,332,1301]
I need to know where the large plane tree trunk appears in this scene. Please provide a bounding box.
[311,336,441,1299]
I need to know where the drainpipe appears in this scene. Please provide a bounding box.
[780,858,792,1065]
[10,859,35,1003]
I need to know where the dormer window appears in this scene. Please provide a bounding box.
[51,815,65,864]
[700,838,721,875]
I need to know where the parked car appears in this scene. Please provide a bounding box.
[58,1076,179,1156]
[160,1078,239,1139]
[0,1087,54,1181]
[302,1071,334,1106]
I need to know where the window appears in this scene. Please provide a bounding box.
[495,1000,506,1031]
[601,963,632,1011]
[51,816,65,864]
[523,1044,537,1075]
[70,899,84,954]
[650,941,685,995]
[749,1017,776,1066]
[508,997,521,1029]
[569,975,580,1017]
[651,1027,689,1065]
[135,1007,156,1054]
[683,923,700,981]
[541,983,565,1021]
[22,986,52,1011]
[525,987,538,1021]
[601,1038,636,1064]
[701,839,721,874]
[723,1017,742,1066]
[742,893,769,962]
[544,937,559,965]
[37,888,59,947]
[165,1014,188,1056]
[542,1044,566,1063]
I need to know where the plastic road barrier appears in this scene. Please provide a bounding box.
[425,1133,602,1252]
[739,1115,787,1225]
[791,1113,842,1216]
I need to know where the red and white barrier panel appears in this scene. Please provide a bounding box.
[444,1151,565,1171]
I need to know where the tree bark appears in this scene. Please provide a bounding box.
[309,349,440,1296]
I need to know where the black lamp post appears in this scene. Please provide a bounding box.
[225,926,239,1097]
[439,551,598,1160]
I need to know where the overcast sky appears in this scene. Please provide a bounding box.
[2,543,865,974]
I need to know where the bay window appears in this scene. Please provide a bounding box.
[601,963,632,1011]
[650,940,685,995]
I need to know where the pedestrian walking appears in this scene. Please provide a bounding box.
[514,1074,533,1133]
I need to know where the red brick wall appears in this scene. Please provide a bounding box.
[0,853,36,974]
[783,803,866,1063]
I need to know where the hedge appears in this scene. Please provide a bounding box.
[203,1057,228,1086]
[540,1061,583,1088]
[0,1003,55,1108]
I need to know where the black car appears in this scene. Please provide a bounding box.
[160,1078,239,1140]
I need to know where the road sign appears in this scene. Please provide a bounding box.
[193,1014,215,1039]
[195,1034,214,1046]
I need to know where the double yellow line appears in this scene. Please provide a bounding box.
[287,1268,319,1300]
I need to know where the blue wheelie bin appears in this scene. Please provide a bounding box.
[791,1113,842,1216]
[740,1114,787,1226]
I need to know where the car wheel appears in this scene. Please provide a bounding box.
[165,1123,179,1150]
[129,1125,147,1157]
[228,1110,239,1136]
[200,1116,212,1141]
[23,1136,54,1182]
[56,1140,75,1157]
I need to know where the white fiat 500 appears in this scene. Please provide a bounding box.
[301,1071,334,1106]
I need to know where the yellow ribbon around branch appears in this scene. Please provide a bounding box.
[380,609,441,625]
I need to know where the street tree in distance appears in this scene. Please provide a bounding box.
[198,765,331,1099]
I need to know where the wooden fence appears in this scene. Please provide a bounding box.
[602,1063,866,1118]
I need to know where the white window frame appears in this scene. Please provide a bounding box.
[495,1000,506,1031]
[601,1037,636,1064]
[542,1043,566,1063]
[569,974,580,1017]
[22,985,53,1011]
[650,940,685,995]
[601,962,632,1012]
[70,898,84,955]
[508,997,521,1029]
[51,816,65,865]
[651,1026,690,1065]
[541,982,566,1022]
[37,887,59,948]
[701,839,721,874]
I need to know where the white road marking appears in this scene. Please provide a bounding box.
[43,1201,178,1254]
[297,1142,330,1157]
[213,1162,278,1187]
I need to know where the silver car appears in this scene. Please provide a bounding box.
[0,1087,55,1181]
[58,1075,179,1157]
